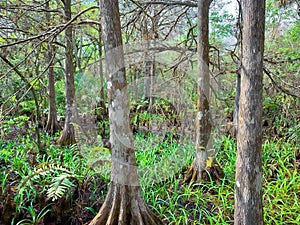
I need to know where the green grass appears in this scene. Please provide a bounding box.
[137,135,299,225]
[0,134,299,224]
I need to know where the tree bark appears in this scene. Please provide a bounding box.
[45,0,61,135]
[57,0,76,146]
[45,41,61,135]
[234,0,265,224]
[185,0,223,183]
[233,2,242,137]
[96,23,108,139]
[233,72,241,136]
[142,19,155,111]
[89,1,163,224]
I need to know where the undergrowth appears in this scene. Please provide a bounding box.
[0,133,298,224]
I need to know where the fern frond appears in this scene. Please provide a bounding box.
[47,173,76,201]
[18,163,72,190]
[18,163,80,202]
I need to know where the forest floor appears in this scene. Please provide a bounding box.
[0,123,299,224]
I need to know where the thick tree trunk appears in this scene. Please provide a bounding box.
[89,1,163,224]
[185,0,223,183]
[57,0,76,146]
[234,0,265,224]
[90,181,162,225]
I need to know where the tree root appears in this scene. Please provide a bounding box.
[184,158,224,184]
[45,116,61,135]
[89,181,164,225]
[56,125,76,146]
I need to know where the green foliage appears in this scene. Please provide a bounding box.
[210,11,235,42]
[263,92,299,139]
[284,21,300,43]
[16,203,52,225]
[1,124,299,224]
[139,136,299,224]
[0,137,106,223]
[130,98,180,136]
[18,162,79,202]
[135,134,194,187]
[262,139,300,224]
[19,101,36,115]
[7,115,29,127]
[265,0,298,36]
[0,0,299,223]
[138,135,235,224]
[209,2,236,46]
[53,78,66,116]
[47,172,77,201]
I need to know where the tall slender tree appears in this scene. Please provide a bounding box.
[45,41,61,135]
[96,23,107,139]
[45,0,61,135]
[57,0,77,145]
[234,0,265,224]
[89,1,163,224]
[185,0,222,183]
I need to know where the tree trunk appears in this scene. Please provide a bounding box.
[45,1,61,135]
[233,72,241,136]
[57,0,76,146]
[234,0,265,224]
[185,0,223,184]
[96,23,108,139]
[45,42,61,135]
[233,3,242,137]
[89,1,163,224]
[142,19,155,110]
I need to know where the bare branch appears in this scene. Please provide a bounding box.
[141,0,197,7]
[0,5,98,48]
[264,67,300,98]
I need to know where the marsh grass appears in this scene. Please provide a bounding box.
[137,135,299,224]
[0,134,298,224]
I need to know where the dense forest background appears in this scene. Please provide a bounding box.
[0,0,299,224]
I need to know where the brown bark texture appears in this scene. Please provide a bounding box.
[234,0,265,224]
[89,1,163,224]
[45,0,61,135]
[45,41,61,135]
[233,72,241,136]
[185,0,223,184]
[57,0,76,146]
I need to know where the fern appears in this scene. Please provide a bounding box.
[18,163,71,189]
[18,163,80,202]
[47,173,77,201]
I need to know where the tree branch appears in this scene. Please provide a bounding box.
[141,0,197,7]
[0,6,98,48]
